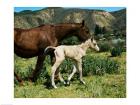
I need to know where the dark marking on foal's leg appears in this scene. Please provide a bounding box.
[65,80,70,86]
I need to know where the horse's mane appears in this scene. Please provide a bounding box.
[38,22,81,27]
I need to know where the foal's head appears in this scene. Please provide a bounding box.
[87,37,100,51]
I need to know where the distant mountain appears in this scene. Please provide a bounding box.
[14,7,126,35]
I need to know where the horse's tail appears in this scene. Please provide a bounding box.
[44,46,56,55]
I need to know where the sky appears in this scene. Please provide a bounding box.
[14,7,125,12]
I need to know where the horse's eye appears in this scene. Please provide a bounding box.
[86,30,89,33]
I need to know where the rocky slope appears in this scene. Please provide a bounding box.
[14,7,126,35]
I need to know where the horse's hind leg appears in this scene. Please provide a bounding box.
[30,55,46,82]
[14,72,23,85]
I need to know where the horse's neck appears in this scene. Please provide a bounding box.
[55,24,80,40]
[79,41,89,52]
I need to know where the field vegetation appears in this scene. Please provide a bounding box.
[14,38,126,98]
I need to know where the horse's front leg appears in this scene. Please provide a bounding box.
[77,59,85,84]
[30,55,46,82]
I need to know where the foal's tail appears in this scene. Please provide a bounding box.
[44,46,56,55]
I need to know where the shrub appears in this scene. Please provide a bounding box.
[111,47,123,57]
[82,56,120,76]
[61,36,80,45]
[111,38,126,52]
[59,55,120,76]
[98,38,126,53]
[98,41,111,52]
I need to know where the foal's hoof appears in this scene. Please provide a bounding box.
[66,81,70,86]
[80,81,86,85]
[53,86,58,89]
[63,81,66,85]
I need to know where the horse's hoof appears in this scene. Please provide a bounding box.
[28,77,35,82]
[19,81,24,86]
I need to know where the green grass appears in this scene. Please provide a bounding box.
[14,52,126,98]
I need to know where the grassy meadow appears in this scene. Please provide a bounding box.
[14,51,126,98]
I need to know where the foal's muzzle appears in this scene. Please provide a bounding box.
[95,45,100,51]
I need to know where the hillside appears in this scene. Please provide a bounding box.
[14,7,126,35]
[111,9,126,36]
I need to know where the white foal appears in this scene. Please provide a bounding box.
[44,37,99,88]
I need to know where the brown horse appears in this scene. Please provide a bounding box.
[14,20,91,82]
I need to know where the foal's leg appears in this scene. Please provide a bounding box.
[51,53,66,84]
[67,65,77,85]
[51,59,64,88]
[50,53,60,80]
[77,59,85,84]
[58,72,66,85]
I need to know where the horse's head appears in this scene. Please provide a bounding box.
[77,20,91,41]
[88,37,100,51]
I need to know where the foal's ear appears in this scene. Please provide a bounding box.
[90,36,94,41]
[82,20,85,26]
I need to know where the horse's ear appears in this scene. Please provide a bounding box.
[82,20,85,26]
